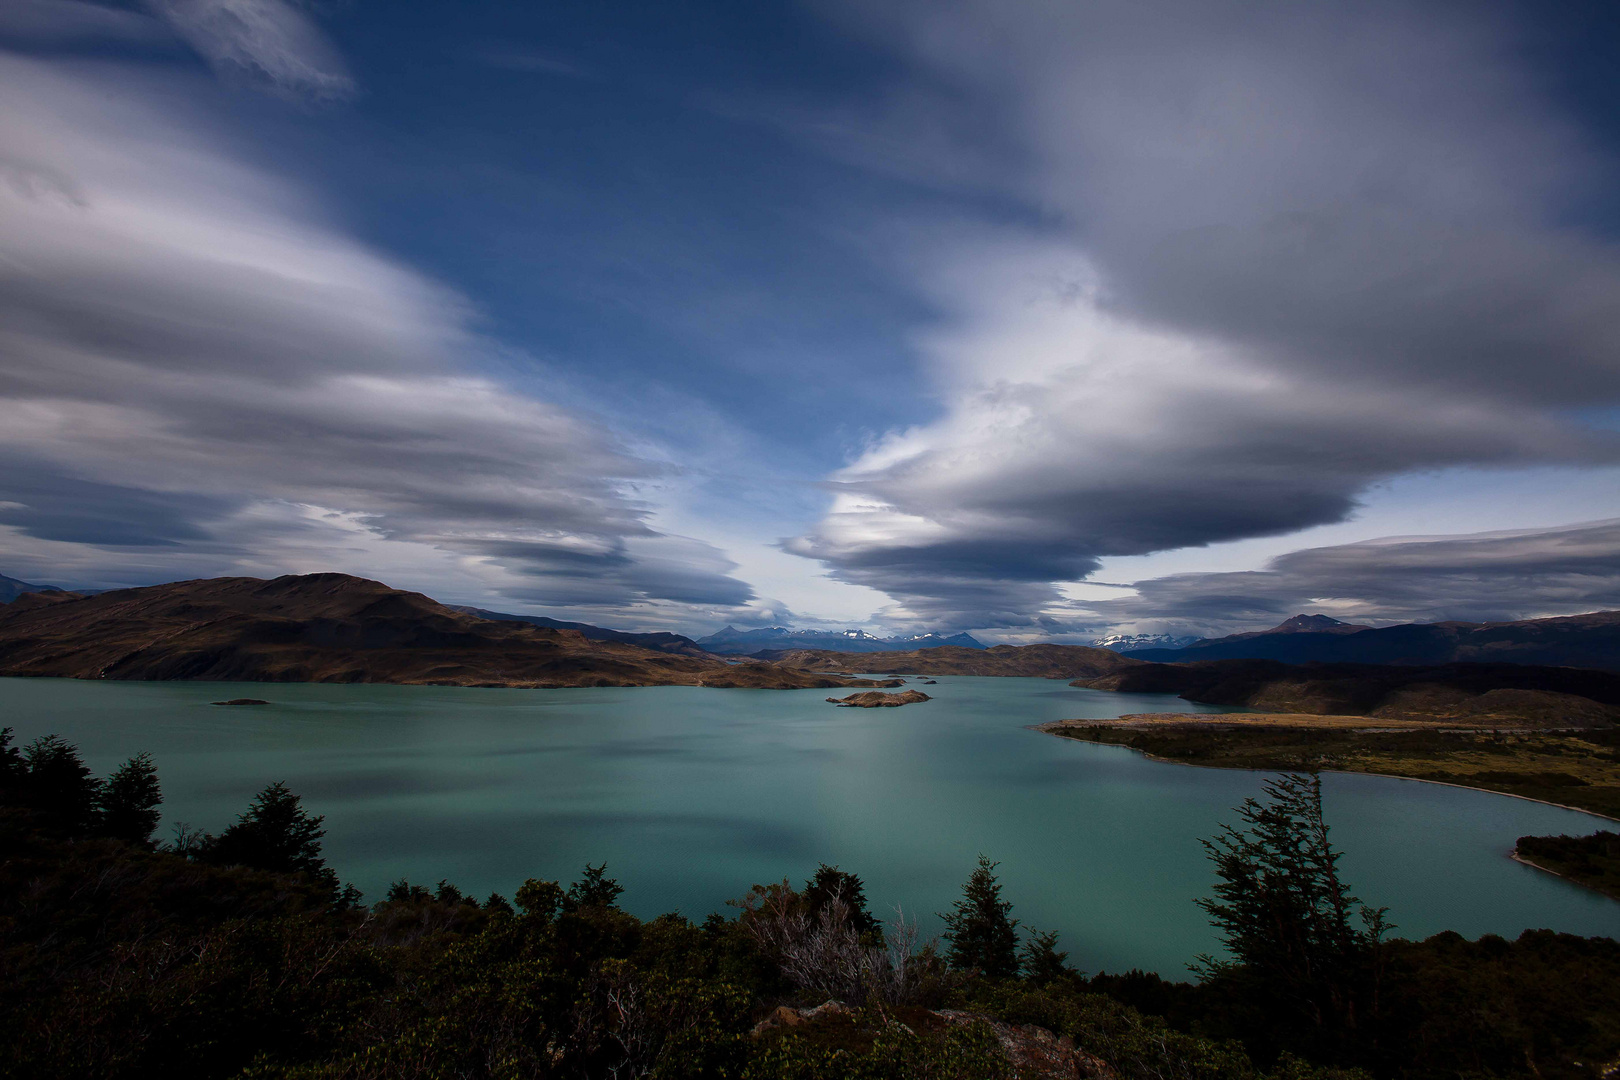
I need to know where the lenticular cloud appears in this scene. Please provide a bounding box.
[792,0,1620,631]
[0,55,758,620]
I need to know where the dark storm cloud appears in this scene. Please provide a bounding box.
[0,1,170,46]
[1092,519,1620,635]
[791,0,1620,629]
[0,54,761,615]
[0,454,237,547]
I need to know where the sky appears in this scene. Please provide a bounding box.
[3,0,1620,642]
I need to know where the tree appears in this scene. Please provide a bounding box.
[205,781,336,888]
[99,752,163,847]
[0,727,24,788]
[1197,772,1389,1042]
[804,863,882,942]
[940,854,1020,977]
[1020,927,1073,982]
[566,863,624,910]
[21,734,102,834]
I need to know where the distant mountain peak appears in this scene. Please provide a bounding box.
[1266,614,1370,634]
[694,625,987,655]
[1089,632,1204,653]
[0,572,63,604]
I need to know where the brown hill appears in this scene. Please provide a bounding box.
[0,573,879,690]
[772,643,1141,679]
[1076,659,1620,726]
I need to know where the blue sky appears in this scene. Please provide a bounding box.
[4,0,1620,640]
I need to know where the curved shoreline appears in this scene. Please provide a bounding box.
[1028,722,1620,824]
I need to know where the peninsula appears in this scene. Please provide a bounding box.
[1038,713,1620,819]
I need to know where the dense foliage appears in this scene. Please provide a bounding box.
[2,727,1617,1080]
[1516,831,1620,900]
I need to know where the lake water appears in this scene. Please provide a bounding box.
[5,674,1617,976]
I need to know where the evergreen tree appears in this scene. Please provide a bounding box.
[1197,772,1388,1040]
[1020,928,1072,982]
[940,854,1020,977]
[0,727,24,789]
[803,863,882,940]
[21,734,102,834]
[99,752,163,847]
[565,863,624,910]
[205,781,336,888]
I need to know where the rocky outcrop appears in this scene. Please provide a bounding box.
[825,689,931,708]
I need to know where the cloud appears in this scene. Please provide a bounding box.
[790,0,1620,631]
[1088,518,1620,636]
[0,1,170,45]
[145,0,354,99]
[0,54,762,624]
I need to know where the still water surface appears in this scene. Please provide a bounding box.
[5,675,1617,975]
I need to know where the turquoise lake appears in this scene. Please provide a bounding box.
[5,674,1617,976]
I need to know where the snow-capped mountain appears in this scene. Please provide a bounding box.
[1088,632,1205,654]
[697,626,987,655]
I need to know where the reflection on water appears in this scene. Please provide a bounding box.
[4,675,1616,976]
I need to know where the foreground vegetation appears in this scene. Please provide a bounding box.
[1046,720,1620,818]
[3,728,1619,1079]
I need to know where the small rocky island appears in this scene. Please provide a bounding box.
[825,689,931,708]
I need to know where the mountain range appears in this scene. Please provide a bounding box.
[452,607,708,656]
[1125,611,1620,671]
[1088,631,1204,653]
[769,643,1138,679]
[0,572,62,605]
[696,625,986,655]
[0,574,884,690]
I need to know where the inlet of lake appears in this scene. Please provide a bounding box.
[6,674,1618,975]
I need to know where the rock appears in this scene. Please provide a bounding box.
[935,1010,1115,1079]
[210,698,270,706]
[826,690,931,708]
[750,1000,854,1036]
[752,1002,1113,1079]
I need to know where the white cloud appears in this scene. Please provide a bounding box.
[145,0,354,99]
[791,0,1620,631]
[0,54,766,628]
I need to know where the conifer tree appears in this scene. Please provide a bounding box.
[1197,772,1388,1039]
[565,863,624,910]
[99,752,163,847]
[21,734,102,834]
[804,863,882,940]
[0,727,23,788]
[940,854,1021,977]
[1020,928,1072,982]
[206,781,336,888]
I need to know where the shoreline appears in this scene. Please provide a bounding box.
[1029,720,1620,824]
